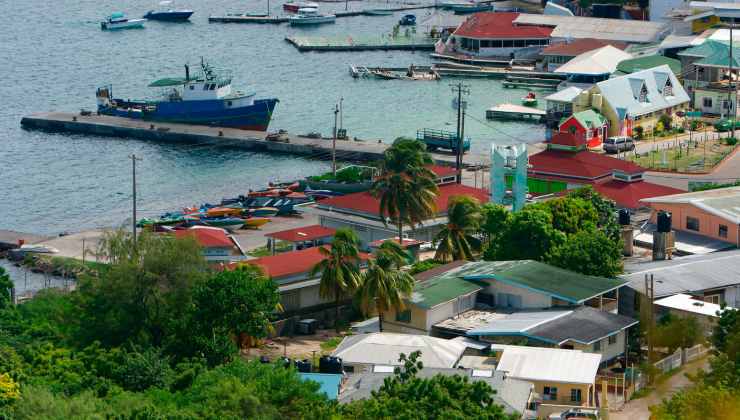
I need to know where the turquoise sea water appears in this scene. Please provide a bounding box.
[0,0,545,235]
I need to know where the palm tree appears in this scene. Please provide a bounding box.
[310,228,362,333]
[434,195,483,263]
[358,241,414,332]
[372,138,439,242]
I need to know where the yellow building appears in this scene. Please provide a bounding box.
[590,64,690,138]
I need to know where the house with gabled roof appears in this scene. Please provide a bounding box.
[554,45,633,87]
[591,64,690,137]
[541,38,627,72]
[677,40,740,117]
[558,109,609,148]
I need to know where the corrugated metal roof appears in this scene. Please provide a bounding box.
[615,55,682,76]
[571,109,608,129]
[467,310,572,335]
[596,64,690,118]
[461,260,628,303]
[622,250,740,297]
[453,12,552,39]
[332,333,468,368]
[410,274,483,309]
[555,45,633,75]
[545,86,583,103]
[513,14,668,44]
[493,344,602,384]
[640,186,740,224]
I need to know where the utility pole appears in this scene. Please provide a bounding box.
[333,104,339,176]
[730,23,735,140]
[645,273,655,384]
[345,0,348,11]
[129,154,142,245]
[339,97,344,131]
[450,82,470,184]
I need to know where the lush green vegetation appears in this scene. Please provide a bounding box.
[483,186,624,277]
[0,230,516,419]
[434,196,483,263]
[408,259,443,276]
[650,307,740,419]
[308,165,375,184]
[691,180,740,192]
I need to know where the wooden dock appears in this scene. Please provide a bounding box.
[20,112,488,166]
[286,35,436,52]
[209,4,435,24]
[486,104,546,122]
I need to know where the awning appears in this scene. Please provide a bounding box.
[148,77,187,87]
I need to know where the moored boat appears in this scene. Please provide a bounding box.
[364,9,394,16]
[450,2,493,13]
[289,8,336,25]
[283,1,318,12]
[248,207,280,217]
[96,59,279,131]
[399,14,416,25]
[244,217,271,229]
[521,92,537,107]
[201,217,246,231]
[144,1,193,21]
[101,12,146,30]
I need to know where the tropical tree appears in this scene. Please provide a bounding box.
[358,241,414,332]
[372,138,439,242]
[546,229,624,277]
[0,267,12,310]
[310,228,362,332]
[435,195,483,263]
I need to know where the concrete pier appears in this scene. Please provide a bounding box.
[20,112,489,165]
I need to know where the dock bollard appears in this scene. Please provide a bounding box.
[150,124,155,130]
[219,130,223,137]
[72,116,77,122]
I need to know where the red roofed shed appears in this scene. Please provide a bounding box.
[450,12,552,57]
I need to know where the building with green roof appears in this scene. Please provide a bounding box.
[614,55,682,76]
[382,260,628,335]
[678,40,740,117]
[558,109,609,148]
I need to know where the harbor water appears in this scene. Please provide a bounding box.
[1,0,546,236]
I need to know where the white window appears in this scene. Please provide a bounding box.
[639,84,649,103]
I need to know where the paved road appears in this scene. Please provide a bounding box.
[610,356,709,420]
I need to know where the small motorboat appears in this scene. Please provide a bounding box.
[364,9,394,16]
[101,12,146,30]
[449,2,493,14]
[399,14,416,25]
[369,66,440,81]
[244,217,271,229]
[18,244,60,254]
[283,1,319,12]
[205,206,244,218]
[521,92,537,107]
[248,207,280,217]
[289,8,336,25]
[202,217,246,232]
[143,1,193,21]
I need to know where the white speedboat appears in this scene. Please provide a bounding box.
[289,8,336,25]
[19,244,60,254]
[101,12,146,30]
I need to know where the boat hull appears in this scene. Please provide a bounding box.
[289,15,336,25]
[144,10,194,21]
[101,19,146,30]
[450,4,493,13]
[99,98,279,131]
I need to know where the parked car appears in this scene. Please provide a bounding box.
[713,118,740,132]
[266,129,289,143]
[603,136,635,154]
[548,408,599,420]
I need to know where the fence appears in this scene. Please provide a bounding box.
[654,344,710,374]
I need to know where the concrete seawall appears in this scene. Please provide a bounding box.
[20,112,490,165]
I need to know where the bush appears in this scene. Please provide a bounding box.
[114,347,173,392]
[408,260,442,275]
[726,137,738,146]
[634,126,644,139]
[659,114,673,131]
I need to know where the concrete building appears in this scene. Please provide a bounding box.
[540,38,627,72]
[545,86,588,125]
[240,246,369,313]
[306,182,489,250]
[593,64,691,137]
[654,293,729,334]
[448,13,552,58]
[173,226,244,263]
[619,249,740,318]
[554,45,633,87]
[264,224,335,254]
[641,186,740,246]
[684,1,740,33]
[488,344,602,407]
[513,14,670,44]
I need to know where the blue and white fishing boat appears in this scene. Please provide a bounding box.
[101,12,146,30]
[96,59,279,131]
[450,2,493,14]
[289,8,336,25]
[143,1,194,21]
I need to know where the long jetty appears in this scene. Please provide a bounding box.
[286,35,436,52]
[20,112,489,165]
[209,4,436,24]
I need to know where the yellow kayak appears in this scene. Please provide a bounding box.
[243,217,271,229]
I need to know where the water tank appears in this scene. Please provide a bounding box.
[618,208,631,226]
[297,318,318,335]
[295,359,312,373]
[319,356,343,374]
[657,211,672,232]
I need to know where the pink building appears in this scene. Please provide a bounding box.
[641,186,740,247]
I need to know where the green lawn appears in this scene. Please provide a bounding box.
[247,241,294,257]
[629,140,736,172]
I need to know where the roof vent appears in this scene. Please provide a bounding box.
[693,301,705,307]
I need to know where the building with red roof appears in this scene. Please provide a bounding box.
[231,246,369,312]
[524,132,684,208]
[448,12,552,58]
[306,183,490,250]
[174,226,244,262]
[265,225,336,253]
[541,38,627,72]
